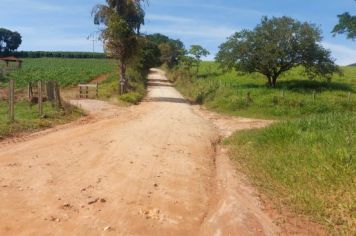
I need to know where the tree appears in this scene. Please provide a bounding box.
[0,28,22,56]
[92,0,145,94]
[216,16,340,87]
[147,33,185,67]
[188,45,210,74]
[333,12,356,40]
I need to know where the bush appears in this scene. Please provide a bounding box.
[119,92,143,104]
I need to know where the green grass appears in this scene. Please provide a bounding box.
[173,62,355,119]
[0,100,82,140]
[98,68,146,105]
[170,62,356,234]
[1,58,116,87]
[226,113,355,234]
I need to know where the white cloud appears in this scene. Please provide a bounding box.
[323,42,356,66]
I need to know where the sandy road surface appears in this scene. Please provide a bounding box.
[0,69,278,235]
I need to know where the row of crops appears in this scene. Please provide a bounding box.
[6,58,116,87]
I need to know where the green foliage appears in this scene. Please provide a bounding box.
[333,12,356,40]
[0,100,82,139]
[7,58,116,87]
[226,112,356,234]
[147,33,185,67]
[0,28,22,56]
[216,16,340,87]
[173,62,356,119]
[99,67,146,104]
[188,45,210,74]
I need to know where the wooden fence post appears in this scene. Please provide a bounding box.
[54,82,62,109]
[38,80,43,117]
[8,79,15,122]
[28,82,33,101]
[348,92,351,102]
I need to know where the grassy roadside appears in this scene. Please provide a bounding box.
[0,101,82,140]
[99,68,146,105]
[225,113,355,234]
[168,62,356,234]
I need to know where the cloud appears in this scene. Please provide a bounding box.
[323,42,356,66]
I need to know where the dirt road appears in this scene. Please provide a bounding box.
[0,69,278,235]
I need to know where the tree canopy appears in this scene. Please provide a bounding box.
[0,28,22,56]
[147,33,185,67]
[216,16,340,87]
[332,12,356,40]
[188,45,210,74]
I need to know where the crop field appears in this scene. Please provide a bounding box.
[172,62,356,234]
[0,58,116,139]
[1,58,116,87]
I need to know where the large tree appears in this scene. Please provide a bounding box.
[188,45,210,74]
[216,16,340,87]
[92,0,145,94]
[0,28,22,56]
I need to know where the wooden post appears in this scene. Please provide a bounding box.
[38,80,43,117]
[46,81,55,101]
[312,91,316,101]
[96,83,99,98]
[348,92,351,102]
[8,79,15,122]
[28,82,33,101]
[54,82,62,109]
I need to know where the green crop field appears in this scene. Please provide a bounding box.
[172,62,356,234]
[0,58,117,139]
[1,58,116,87]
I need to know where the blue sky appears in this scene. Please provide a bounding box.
[1,0,355,65]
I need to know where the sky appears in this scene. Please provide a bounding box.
[1,0,356,65]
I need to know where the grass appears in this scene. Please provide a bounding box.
[173,62,355,119]
[0,100,82,140]
[170,62,356,234]
[99,68,146,105]
[225,113,355,234]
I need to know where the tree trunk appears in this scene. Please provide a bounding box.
[267,76,272,87]
[272,76,278,87]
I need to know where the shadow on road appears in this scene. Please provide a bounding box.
[146,97,190,104]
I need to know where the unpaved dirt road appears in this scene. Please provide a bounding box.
[0,69,278,235]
